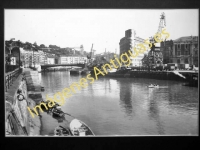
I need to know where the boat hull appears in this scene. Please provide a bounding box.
[54,126,72,136]
[52,108,64,117]
[69,119,95,136]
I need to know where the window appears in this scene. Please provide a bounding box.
[175,44,177,51]
[194,50,198,55]
[185,58,188,63]
[177,44,180,49]
[181,48,185,55]
[185,44,188,49]
[177,51,181,56]
[177,59,180,63]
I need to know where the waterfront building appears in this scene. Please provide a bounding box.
[20,48,29,68]
[160,40,174,64]
[20,48,40,68]
[20,48,57,67]
[119,29,149,67]
[42,51,56,65]
[172,36,198,68]
[40,46,88,65]
[46,57,55,64]
[141,54,148,67]
[94,52,118,64]
[5,40,21,72]
[38,50,45,65]
[58,55,87,64]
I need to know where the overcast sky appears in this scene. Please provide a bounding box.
[5,9,198,54]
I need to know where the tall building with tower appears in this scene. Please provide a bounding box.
[119,29,149,67]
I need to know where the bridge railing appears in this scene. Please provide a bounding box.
[6,65,19,73]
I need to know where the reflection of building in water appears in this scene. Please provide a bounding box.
[148,89,165,134]
[118,80,133,116]
[108,79,118,93]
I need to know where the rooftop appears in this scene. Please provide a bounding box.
[173,36,198,43]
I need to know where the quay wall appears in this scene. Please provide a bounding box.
[23,70,44,135]
[5,69,42,136]
[129,71,198,86]
[130,71,185,81]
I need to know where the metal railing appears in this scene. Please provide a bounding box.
[6,65,19,73]
[5,68,22,92]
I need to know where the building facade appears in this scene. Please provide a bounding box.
[43,51,56,65]
[119,29,149,67]
[172,36,198,67]
[20,48,58,67]
[20,48,40,68]
[58,55,87,64]
[5,40,21,72]
[160,40,173,64]
[94,52,118,64]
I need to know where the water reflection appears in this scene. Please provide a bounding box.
[148,88,165,134]
[118,79,133,116]
[40,72,198,135]
[167,84,198,113]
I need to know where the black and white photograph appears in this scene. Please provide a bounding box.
[4,9,198,136]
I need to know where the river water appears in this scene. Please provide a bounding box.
[39,71,198,136]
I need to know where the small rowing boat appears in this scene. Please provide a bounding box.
[52,108,65,117]
[54,125,72,136]
[69,119,95,136]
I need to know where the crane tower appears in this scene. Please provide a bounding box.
[148,12,166,68]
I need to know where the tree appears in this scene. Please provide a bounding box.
[49,45,60,49]
[33,42,39,49]
[16,40,22,47]
[24,42,32,49]
[40,44,46,48]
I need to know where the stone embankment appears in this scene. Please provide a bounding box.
[5,68,43,136]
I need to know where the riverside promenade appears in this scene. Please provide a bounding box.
[5,68,43,136]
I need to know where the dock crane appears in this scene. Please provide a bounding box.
[86,43,94,68]
[148,12,166,70]
[90,43,93,61]
[87,43,93,62]
[157,12,166,35]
